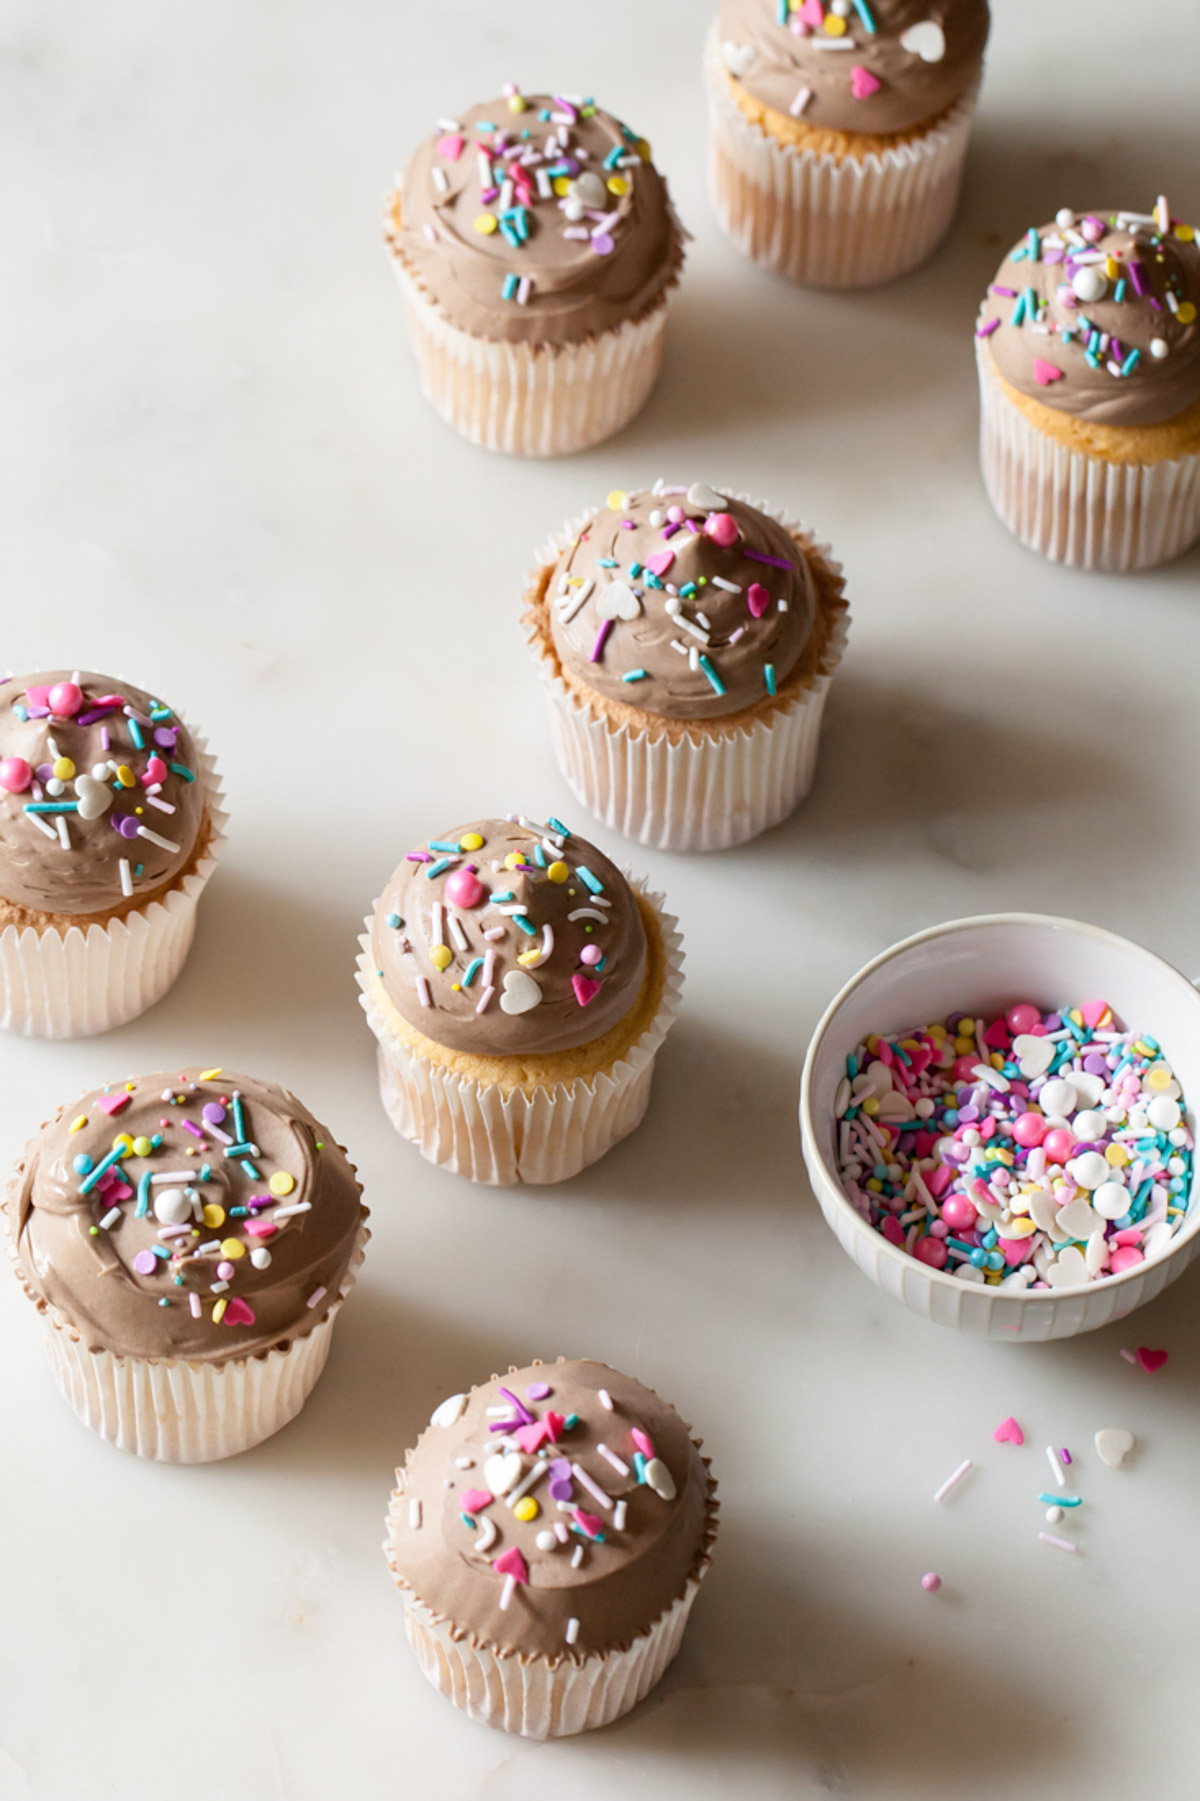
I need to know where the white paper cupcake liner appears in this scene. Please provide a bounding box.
[394,1573,703,1740]
[704,24,977,288]
[389,252,671,458]
[976,340,1200,572]
[0,734,227,1039]
[525,500,849,853]
[356,881,684,1186]
[26,1224,367,1463]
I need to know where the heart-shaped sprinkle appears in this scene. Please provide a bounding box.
[1054,1198,1103,1241]
[513,1420,551,1454]
[686,482,726,512]
[1136,1347,1169,1373]
[644,1457,677,1500]
[460,1488,494,1514]
[500,969,542,1015]
[435,132,464,161]
[1013,1033,1055,1078]
[1094,1427,1135,1468]
[222,1296,256,1326]
[720,39,754,77]
[747,582,770,618]
[1045,1246,1089,1288]
[25,685,51,710]
[992,1416,1025,1446]
[141,756,168,787]
[850,65,882,99]
[98,1092,130,1116]
[74,773,113,820]
[544,1410,565,1441]
[572,974,601,1008]
[430,1392,468,1429]
[595,581,641,622]
[644,550,675,578]
[798,0,823,23]
[492,1546,528,1583]
[484,1452,523,1496]
[1033,358,1065,386]
[899,19,946,61]
[573,1509,604,1539]
[1080,999,1111,1029]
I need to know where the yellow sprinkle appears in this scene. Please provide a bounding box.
[430,945,453,972]
[1105,256,1120,280]
[507,94,527,112]
[513,1497,539,1522]
[547,861,569,884]
[1174,223,1195,242]
[1106,1143,1129,1166]
[199,1068,222,1081]
[927,1024,947,1040]
[451,982,462,992]
[865,1177,883,1192]
[116,765,135,788]
[52,757,75,781]
[504,851,530,870]
[212,1297,228,1324]
[473,213,498,234]
[866,1035,880,1053]
[954,1037,974,1057]
[1146,1065,1173,1090]
[984,1271,1002,1285]
[824,13,847,31]
[459,832,484,852]
[202,1203,226,1229]
[269,1171,295,1197]
[220,1238,245,1260]
[606,176,629,196]
[69,1115,87,1133]
[1005,1216,1036,1237]
[132,1136,153,1158]
[959,1019,976,1037]
[990,1053,1004,1070]
[552,177,570,197]
[606,489,628,510]
[1068,1009,1083,1027]
[635,138,651,161]
[517,948,541,966]
[112,1134,133,1156]
[861,1097,880,1116]
[995,1149,1014,1167]
[1177,301,1197,324]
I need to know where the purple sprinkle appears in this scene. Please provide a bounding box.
[35,763,53,782]
[76,706,115,726]
[549,1479,573,1502]
[744,550,793,569]
[976,318,1001,338]
[488,1418,524,1434]
[202,1102,226,1125]
[100,728,110,750]
[1129,261,1148,295]
[661,521,681,538]
[25,706,51,719]
[133,1250,157,1276]
[111,813,139,839]
[406,853,433,863]
[592,234,614,256]
[497,1385,533,1424]
[1083,1054,1107,1075]
[153,727,178,748]
[990,284,1018,298]
[590,619,612,663]
[526,1382,551,1401]
[1060,1448,1072,1465]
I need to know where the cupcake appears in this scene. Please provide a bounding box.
[356,814,683,1185]
[384,1358,718,1738]
[5,1067,368,1461]
[0,669,225,1038]
[705,0,989,288]
[524,481,849,851]
[975,199,1200,571]
[384,84,686,456]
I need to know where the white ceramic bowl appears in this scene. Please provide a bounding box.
[799,914,1200,1342]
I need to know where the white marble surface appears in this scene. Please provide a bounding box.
[2,2,1199,1796]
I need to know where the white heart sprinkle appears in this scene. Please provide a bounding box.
[720,39,754,77]
[1013,1034,1054,1079]
[1094,1427,1135,1468]
[686,482,727,513]
[1054,1198,1102,1241]
[570,171,606,210]
[1045,1246,1089,1288]
[500,969,542,1015]
[74,773,113,821]
[899,19,945,62]
[594,581,641,623]
[1029,1192,1062,1237]
[430,1392,468,1430]
[1069,1072,1106,1109]
[484,1451,523,1496]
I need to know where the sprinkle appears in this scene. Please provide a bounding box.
[697,655,725,697]
[790,85,813,116]
[764,663,777,697]
[565,1617,580,1645]
[409,1498,422,1529]
[598,1388,614,1411]
[306,1286,327,1310]
[571,1463,614,1511]
[571,1545,585,1569]
[415,975,432,1008]
[1045,1446,1066,1489]
[1038,1494,1082,1507]
[271,1201,312,1219]
[590,620,612,663]
[98,1206,122,1230]
[622,669,648,682]
[933,1459,972,1504]
[1038,1532,1077,1554]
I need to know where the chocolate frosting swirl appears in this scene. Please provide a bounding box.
[547,484,816,721]
[389,90,684,347]
[387,1359,717,1661]
[9,1068,366,1364]
[0,670,207,918]
[371,816,647,1058]
[716,0,989,136]
[977,204,1200,427]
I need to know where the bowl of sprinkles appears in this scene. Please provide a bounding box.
[799,914,1200,1340]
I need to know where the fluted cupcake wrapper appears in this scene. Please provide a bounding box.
[526,500,849,853]
[388,253,672,458]
[704,24,977,288]
[0,734,227,1039]
[976,340,1200,572]
[356,879,684,1186]
[21,1224,368,1463]
[393,1573,703,1740]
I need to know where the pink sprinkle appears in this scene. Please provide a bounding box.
[189,1293,202,1318]
[435,132,464,161]
[132,1251,157,1276]
[182,1119,205,1140]
[592,234,614,256]
[306,1286,327,1310]
[1032,358,1064,386]
[415,975,432,1009]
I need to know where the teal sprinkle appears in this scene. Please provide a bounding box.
[134,863,144,878]
[1038,1493,1082,1507]
[386,911,401,929]
[548,817,570,837]
[24,802,78,814]
[169,762,195,782]
[492,890,515,902]
[698,655,726,697]
[136,1171,153,1218]
[576,865,604,895]
[425,857,452,879]
[565,1412,580,1429]
[158,1298,170,1307]
[239,1159,261,1180]
[628,562,642,578]
[1114,277,1127,302]
[229,1206,249,1218]
[851,0,876,28]
[428,840,460,853]
[462,957,483,988]
[1121,348,1141,376]
[622,669,648,683]
[151,1244,170,1261]
[513,913,536,936]
[596,557,619,567]
[534,844,547,866]
[128,717,145,749]
[634,1452,647,1482]
[460,1512,476,1529]
[149,705,173,722]
[199,1163,211,1182]
[764,663,776,697]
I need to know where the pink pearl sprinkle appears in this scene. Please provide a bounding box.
[217,1261,235,1280]
[921,1572,942,1593]
[580,945,602,967]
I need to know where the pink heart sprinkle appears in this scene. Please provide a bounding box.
[141,757,168,787]
[97,1093,130,1116]
[644,550,675,577]
[1136,1347,1169,1373]
[460,1489,494,1514]
[493,1547,528,1583]
[992,1416,1025,1445]
[1080,999,1110,1028]
[747,582,770,618]
[850,65,881,100]
[983,1019,1011,1049]
[514,1421,551,1454]
[222,1297,256,1327]
[799,0,823,22]
[1032,358,1064,386]
[927,1166,953,1197]
[573,1509,604,1540]
[435,133,464,162]
[572,974,601,1008]
[25,685,51,709]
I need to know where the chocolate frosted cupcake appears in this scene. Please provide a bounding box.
[356,814,683,1185]
[524,481,849,851]
[976,198,1200,570]
[0,669,225,1037]
[384,84,686,455]
[6,1067,368,1461]
[706,0,989,287]
[384,1358,718,1738]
